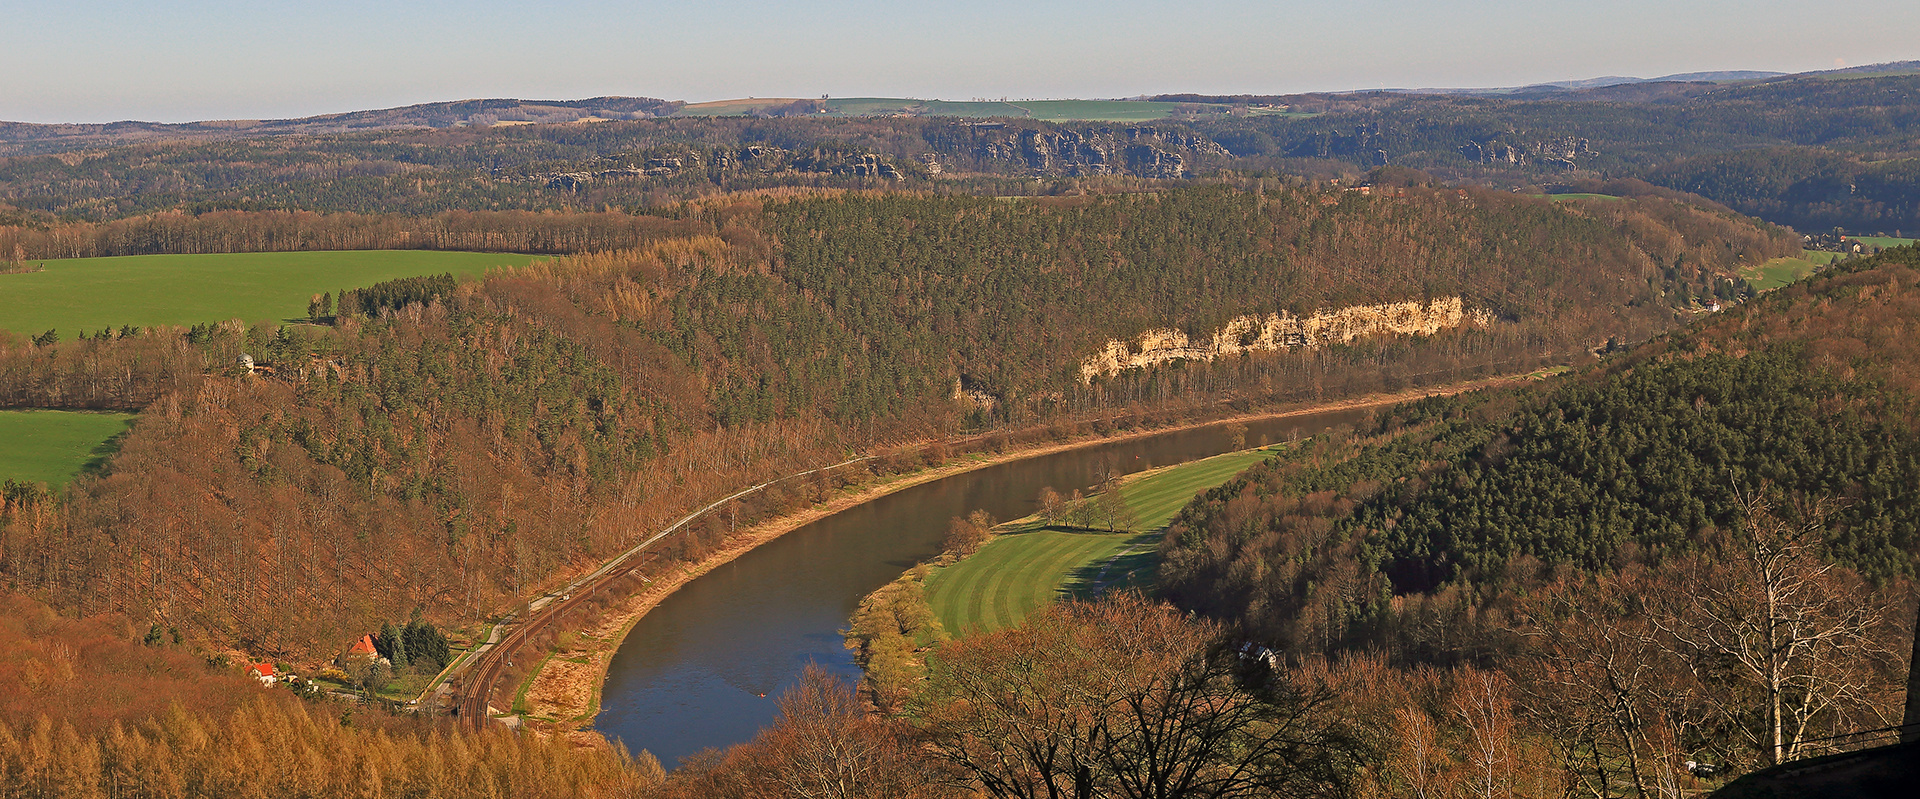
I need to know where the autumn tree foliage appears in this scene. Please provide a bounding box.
[941,510,995,558]
[0,187,1792,663]
[0,590,656,798]
[0,698,655,799]
[1153,245,1920,788]
[655,665,948,799]
[917,595,1361,799]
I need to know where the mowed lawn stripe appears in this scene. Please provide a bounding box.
[1015,534,1101,627]
[930,530,1141,634]
[1123,448,1277,529]
[926,445,1284,636]
[986,532,1077,631]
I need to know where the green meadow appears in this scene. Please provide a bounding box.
[0,250,542,338]
[0,410,139,489]
[924,445,1279,635]
[1846,236,1916,249]
[1742,250,1844,291]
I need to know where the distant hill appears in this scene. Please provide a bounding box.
[4,60,1918,233]
[1357,69,1786,98]
[0,97,683,155]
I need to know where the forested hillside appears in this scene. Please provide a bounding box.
[1156,245,1920,783]
[0,590,656,797]
[2,71,1916,233]
[0,186,1790,661]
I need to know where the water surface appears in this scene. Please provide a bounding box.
[597,408,1370,766]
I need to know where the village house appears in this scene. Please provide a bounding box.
[247,662,276,685]
[337,634,384,669]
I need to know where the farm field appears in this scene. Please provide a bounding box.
[1743,250,1843,291]
[673,97,1238,121]
[0,250,541,338]
[1011,99,1228,121]
[0,410,138,489]
[673,98,800,116]
[924,445,1280,634]
[1847,235,1916,249]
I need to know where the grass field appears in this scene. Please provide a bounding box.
[1547,193,1623,202]
[1012,99,1227,121]
[1847,236,1916,249]
[924,445,1279,635]
[1743,250,1844,291]
[0,410,139,488]
[0,250,541,338]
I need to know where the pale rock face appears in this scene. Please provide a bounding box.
[1079,297,1493,383]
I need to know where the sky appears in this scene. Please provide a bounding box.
[2,0,1917,124]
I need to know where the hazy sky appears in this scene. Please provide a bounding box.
[3,0,1916,123]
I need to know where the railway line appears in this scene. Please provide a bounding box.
[449,454,877,730]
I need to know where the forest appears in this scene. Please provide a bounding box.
[1152,245,1920,790]
[0,185,1793,662]
[0,591,657,797]
[1,71,1917,234]
[0,177,1880,796]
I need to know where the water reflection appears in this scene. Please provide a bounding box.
[597,409,1368,766]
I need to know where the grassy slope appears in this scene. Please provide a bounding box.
[925,446,1279,635]
[0,410,138,488]
[0,250,541,337]
[1743,250,1845,291]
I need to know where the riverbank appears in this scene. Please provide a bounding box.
[518,376,1524,738]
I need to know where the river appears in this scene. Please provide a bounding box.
[595,407,1372,766]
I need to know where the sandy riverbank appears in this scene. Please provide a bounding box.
[519,376,1523,737]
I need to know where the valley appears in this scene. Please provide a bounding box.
[0,56,1916,797]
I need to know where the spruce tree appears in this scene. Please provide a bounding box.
[376,622,409,669]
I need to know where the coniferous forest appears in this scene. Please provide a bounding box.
[0,78,1915,794]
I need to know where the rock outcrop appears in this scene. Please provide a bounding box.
[971,124,1230,178]
[1079,297,1492,383]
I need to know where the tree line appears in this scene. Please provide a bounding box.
[2,74,1913,234]
[0,187,1795,664]
[1153,245,1920,786]
[0,208,705,261]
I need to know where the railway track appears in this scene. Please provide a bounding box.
[451,454,877,730]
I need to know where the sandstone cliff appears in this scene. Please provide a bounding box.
[1079,297,1492,383]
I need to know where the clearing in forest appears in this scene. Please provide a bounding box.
[0,410,138,489]
[1845,235,1916,249]
[925,445,1279,635]
[1742,250,1845,291]
[0,250,542,338]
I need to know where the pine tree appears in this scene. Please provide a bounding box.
[375,622,408,669]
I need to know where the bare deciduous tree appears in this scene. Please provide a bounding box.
[918,595,1358,799]
[1652,494,1892,765]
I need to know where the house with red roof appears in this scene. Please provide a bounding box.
[335,634,382,670]
[247,662,276,685]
